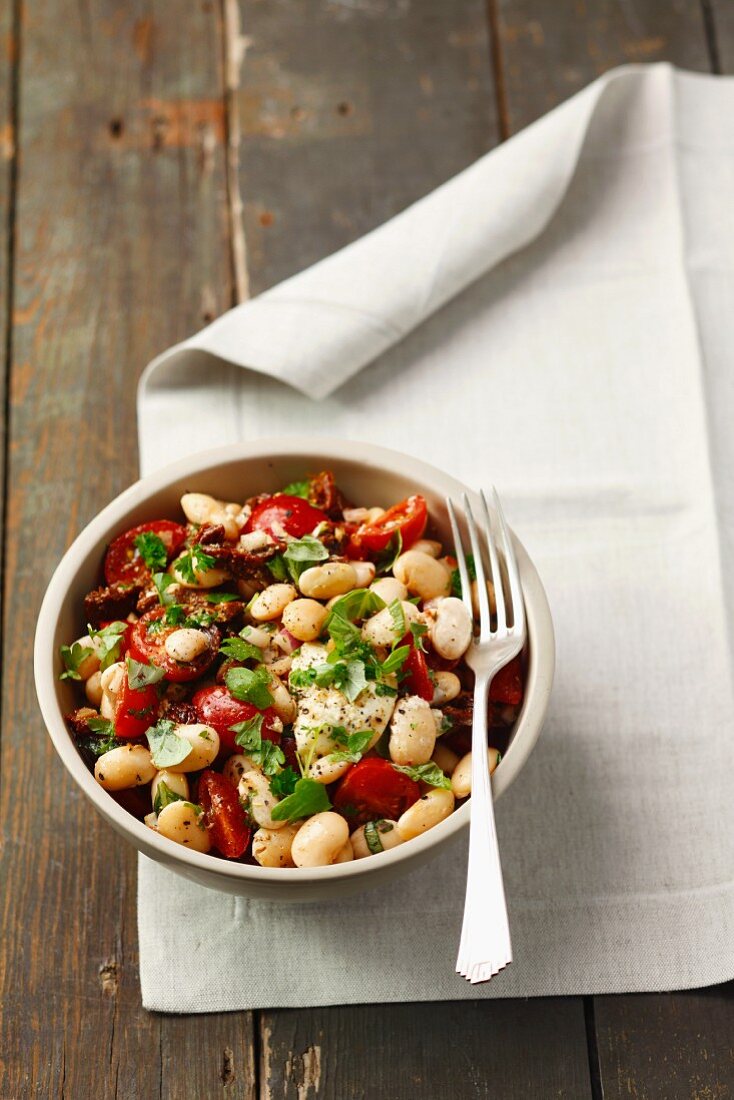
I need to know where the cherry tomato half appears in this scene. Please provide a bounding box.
[333,758,421,826]
[127,609,220,683]
[192,685,282,756]
[244,494,328,539]
[198,769,251,858]
[113,670,159,739]
[489,655,524,706]
[348,495,427,556]
[104,520,187,587]
[398,632,434,702]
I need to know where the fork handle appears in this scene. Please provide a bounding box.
[455,671,512,982]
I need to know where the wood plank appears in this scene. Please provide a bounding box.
[592,985,734,1099]
[237,0,499,295]
[709,0,734,71]
[0,0,14,582]
[0,2,251,1096]
[260,999,592,1099]
[494,0,712,132]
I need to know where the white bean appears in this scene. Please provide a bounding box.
[298,562,357,600]
[249,583,297,621]
[397,788,455,840]
[429,597,473,660]
[431,670,461,706]
[99,661,125,720]
[240,624,274,648]
[165,724,220,773]
[222,752,259,786]
[163,627,210,663]
[432,742,460,775]
[369,577,408,604]
[172,557,230,589]
[208,508,240,541]
[411,539,443,558]
[238,529,274,553]
[281,598,328,642]
[333,839,354,863]
[180,492,219,525]
[351,819,404,859]
[238,770,285,830]
[71,636,100,681]
[267,673,296,723]
[85,670,103,708]
[156,800,211,853]
[307,755,352,785]
[252,822,302,868]
[95,744,156,791]
[361,600,422,647]
[451,749,501,799]
[351,561,376,588]
[291,812,349,867]
[389,695,438,766]
[151,770,190,808]
[393,550,452,601]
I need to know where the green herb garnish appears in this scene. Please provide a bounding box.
[59,640,93,681]
[87,620,127,671]
[392,762,452,789]
[281,479,310,499]
[134,531,168,573]
[270,777,332,822]
[269,765,300,799]
[282,534,329,581]
[225,666,273,710]
[126,656,166,691]
[219,636,263,663]
[146,719,192,768]
[175,546,217,584]
[153,779,184,814]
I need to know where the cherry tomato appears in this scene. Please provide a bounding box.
[192,685,281,756]
[348,495,427,556]
[198,769,251,858]
[333,758,421,825]
[244,494,328,539]
[489,656,524,706]
[113,670,159,739]
[398,632,434,702]
[104,520,187,586]
[128,609,220,683]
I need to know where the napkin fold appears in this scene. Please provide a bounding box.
[138,64,734,1013]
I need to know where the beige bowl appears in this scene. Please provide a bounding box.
[34,439,554,901]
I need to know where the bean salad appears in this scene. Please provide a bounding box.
[60,472,524,869]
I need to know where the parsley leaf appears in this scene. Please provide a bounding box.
[281,479,310,499]
[450,553,476,598]
[282,535,328,581]
[225,666,273,710]
[79,717,120,757]
[269,765,299,799]
[59,640,93,681]
[205,592,239,603]
[87,620,127,671]
[126,656,166,691]
[219,636,263,663]
[270,777,332,822]
[134,531,168,573]
[392,762,452,790]
[230,713,286,775]
[267,554,289,581]
[146,719,192,768]
[175,546,217,584]
[153,779,184,815]
[231,713,264,752]
[152,571,177,607]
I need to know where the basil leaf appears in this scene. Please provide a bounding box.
[87,716,114,737]
[380,645,410,677]
[146,720,192,768]
[219,636,263,663]
[152,571,177,607]
[269,765,299,799]
[225,666,273,710]
[134,531,168,573]
[375,682,397,697]
[153,779,184,815]
[409,621,428,650]
[388,599,406,642]
[270,778,332,822]
[374,530,403,575]
[87,620,128,671]
[327,588,385,623]
[451,553,477,597]
[230,713,285,774]
[342,659,368,702]
[126,656,165,691]
[364,819,395,854]
[392,762,452,790]
[283,535,328,581]
[267,554,289,581]
[205,592,239,603]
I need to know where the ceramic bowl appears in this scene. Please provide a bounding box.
[34,439,554,900]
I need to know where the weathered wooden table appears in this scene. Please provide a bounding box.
[2,2,732,1096]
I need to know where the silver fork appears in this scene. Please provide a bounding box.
[446,488,526,984]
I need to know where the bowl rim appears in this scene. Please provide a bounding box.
[34,437,555,887]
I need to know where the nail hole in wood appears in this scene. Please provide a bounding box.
[109,118,124,138]
[336,101,353,116]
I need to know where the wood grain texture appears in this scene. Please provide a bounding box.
[260,1000,593,1099]
[709,0,734,71]
[237,0,499,294]
[0,2,245,1096]
[593,985,734,1100]
[494,0,712,132]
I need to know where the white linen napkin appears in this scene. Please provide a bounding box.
[137,64,734,1013]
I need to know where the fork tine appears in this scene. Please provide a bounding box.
[446,498,473,622]
[491,487,524,636]
[462,494,491,641]
[479,489,506,633]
